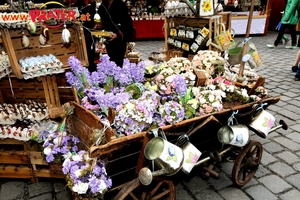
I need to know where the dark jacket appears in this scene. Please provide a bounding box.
[98,0,133,41]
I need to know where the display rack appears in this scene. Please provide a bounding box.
[0,22,88,79]
[164,14,230,60]
[0,23,88,110]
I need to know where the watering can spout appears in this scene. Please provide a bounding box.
[269,120,288,133]
[206,38,223,51]
[139,167,170,186]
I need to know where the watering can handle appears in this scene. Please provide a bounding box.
[229,28,235,38]
[151,128,167,140]
[176,134,189,147]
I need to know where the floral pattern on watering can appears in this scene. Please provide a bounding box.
[262,117,274,128]
[166,145,178,162]
[233,133,244,145]
[185,152,199,164]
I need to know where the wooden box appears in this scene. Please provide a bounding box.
[29,151,64,183]
[0,139,34,182]
[0,22,88,79]
[164,15,223,56]
[0,73,75,110]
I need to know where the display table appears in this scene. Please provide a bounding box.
[133,19,165,39]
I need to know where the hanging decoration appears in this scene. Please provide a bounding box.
[27,20,37,35]
[21,31,30,48]
[61,23,71,45]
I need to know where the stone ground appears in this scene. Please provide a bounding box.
[1,31,300,200]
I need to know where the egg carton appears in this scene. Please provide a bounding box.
[19,62,63,73]
[0,125,33,141]
[0,68,11,79]
[23,68,65,80]
[0,21,27,29]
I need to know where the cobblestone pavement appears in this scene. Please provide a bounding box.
[1,31,300,200]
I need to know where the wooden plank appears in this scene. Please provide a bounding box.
[41,76,51,109]
[0,165,32,179]
[46,76,55,107]
[0,89,4,104]
[0,151,29,164]
[1,29,23,78]
[51,76,61,107]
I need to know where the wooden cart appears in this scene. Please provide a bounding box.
[67,94,287,199]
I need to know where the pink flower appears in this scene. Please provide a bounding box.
[191,154,199,164]
[156,74,164,81]
[267,119,274,128]
[205,106,213,113]
[165,86,172,95]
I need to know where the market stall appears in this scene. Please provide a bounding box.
[0,0,288,200]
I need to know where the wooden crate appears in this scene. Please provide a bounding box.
[164,15,224,59]
[0,73,75,109]
[65,101,152,193]
[66,101,115,150]
[29,151,64,183]
[0,139,34,182]
[0,22,88,79]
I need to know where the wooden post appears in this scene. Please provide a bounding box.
[238,0,255,79]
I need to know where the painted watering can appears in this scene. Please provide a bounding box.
[140,128,184,185]
[248,103,288,138]
[176,134,201,174]
[144,128,184,176]
[217,111,250,147]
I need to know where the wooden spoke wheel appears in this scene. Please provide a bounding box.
[232,140,263,187]
[114,177,175,200]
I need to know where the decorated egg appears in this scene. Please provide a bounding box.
[21,32,30,48]
[39,34,47,45]
[61,24,71,45]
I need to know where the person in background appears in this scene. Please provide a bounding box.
[95,0,133,67]
[267,0,299,49]
[64,0,97,72]
[292,50,300,80]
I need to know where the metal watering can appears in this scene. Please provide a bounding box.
[248,103,288,138]
[176,134,201,175]
[141,128,184,185]
[217,111,250,147]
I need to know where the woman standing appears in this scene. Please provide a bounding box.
[96,0,134,67]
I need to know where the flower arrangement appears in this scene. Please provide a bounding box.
[158,101,185,125]
[155,68,187,96]
[62,150,112,199]
[114,90,160,135]
[191,50,226,77]
[167,57,193,73]
[192,87,225,115]
[144,61,167,78]
[43,131,80,163]
[66,55,145,112]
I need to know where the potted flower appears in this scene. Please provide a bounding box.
[62,150,112,200]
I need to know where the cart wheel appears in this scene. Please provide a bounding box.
[231,140,263,187]
[114,177,175,200]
